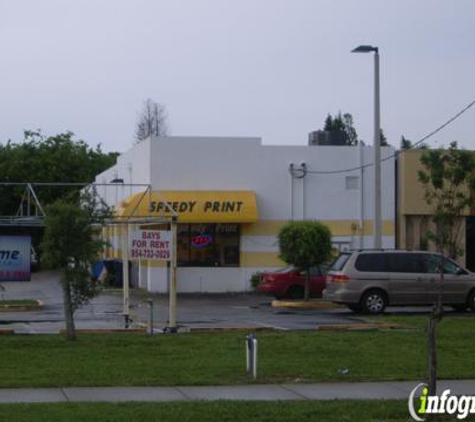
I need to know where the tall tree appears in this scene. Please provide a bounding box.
[400,135,413,150]
[41,193,112,341]
[135,98,169,143]
[379,128,388,146]
[342,113,358,146]
[400,135,428,150]
[418,141,475,396]
[323,112,359,145]
[278,221,332,301]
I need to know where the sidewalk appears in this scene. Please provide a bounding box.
[1,380,475,403]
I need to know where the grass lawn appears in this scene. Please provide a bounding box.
[0,400,463,422]
[0,300,39,307]
[0,315,473,387]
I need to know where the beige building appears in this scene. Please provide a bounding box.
[397,149,474,269]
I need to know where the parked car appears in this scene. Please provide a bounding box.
[323,250,475,314]
[257,265,329,299]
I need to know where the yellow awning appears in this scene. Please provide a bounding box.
[117,190,258,223]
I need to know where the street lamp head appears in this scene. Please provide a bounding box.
[352,45,378,53]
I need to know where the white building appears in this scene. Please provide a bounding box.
[94,136,395,293]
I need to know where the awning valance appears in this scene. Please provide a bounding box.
[117,190,258,223]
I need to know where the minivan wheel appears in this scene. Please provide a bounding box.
[468,290,475,312]
[286,286,304,300]
[361,290,387,314]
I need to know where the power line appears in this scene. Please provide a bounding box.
[305,97,475,175]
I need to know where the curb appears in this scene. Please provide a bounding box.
[59,328,145,334]
[188,327,275,333]
[0,299,44,312]
[317,322,408,332]
[134,321,276,334]
[271,299,343,310]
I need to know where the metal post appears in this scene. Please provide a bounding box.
[122,223,130,328]
[168,217,178,329]
[246,334,258,379]
[359,138,365,249]
[147,298,154,336]
[252,337,257,379]
[373,50,382,249]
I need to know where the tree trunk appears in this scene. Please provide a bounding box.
[427,308,437,396]
[62,278,76,341]
[304,270,310,301]
[427,255,444,396]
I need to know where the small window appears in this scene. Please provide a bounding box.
[355,253,389,272]
[309,267,322,276]
[424,254,468,275]
[389,253,426,273]
[345,176,359,190]
[424,254,441,274]
[443,259,467,275]
[177,223,240,267]
[330,253,352,271]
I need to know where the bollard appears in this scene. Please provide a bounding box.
[147,299,154,336]
[245,334,258,379]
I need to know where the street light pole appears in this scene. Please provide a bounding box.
[352,45,382,249]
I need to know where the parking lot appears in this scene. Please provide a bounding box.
[0,271,472,334]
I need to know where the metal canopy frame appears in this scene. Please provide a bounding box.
[0,182,180,330]
[0,182,178,226]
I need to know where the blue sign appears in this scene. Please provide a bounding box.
[0,236,31,281]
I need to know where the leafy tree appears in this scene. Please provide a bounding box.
[323,112,359,146]
[41,193,112,340]
[418,141,475,259]
[400,135,428,150]
[324,113,345,133]
[342,113,358,146]
[379,128,390,146]
[418,141,475,395]
[135,98,169,143]
[0,131,118,216]
[278,221,332,300]
[400,135,413,150]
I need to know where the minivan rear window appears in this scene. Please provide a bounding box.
[355,253,389,272]
[330,253,351,271]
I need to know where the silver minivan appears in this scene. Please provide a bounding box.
[323,250,475,314]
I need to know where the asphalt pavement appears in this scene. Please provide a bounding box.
[0,270,370,334]
[0,270,472,334]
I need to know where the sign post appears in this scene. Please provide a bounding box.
[169,217,178,329]
[122,224,130,327]
[129,226,175,329]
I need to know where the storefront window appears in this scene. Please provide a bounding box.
[177,223,240,267]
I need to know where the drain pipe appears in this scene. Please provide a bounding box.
[289,163,294,221]
[301,162,307,220]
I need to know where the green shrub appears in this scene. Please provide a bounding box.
[249,272,262,290]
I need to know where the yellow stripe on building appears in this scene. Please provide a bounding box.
[242,220,394,236]
[240,251,286,267]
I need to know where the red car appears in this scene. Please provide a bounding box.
[257,265,328,299]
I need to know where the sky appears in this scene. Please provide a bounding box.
[0,0,474,153]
